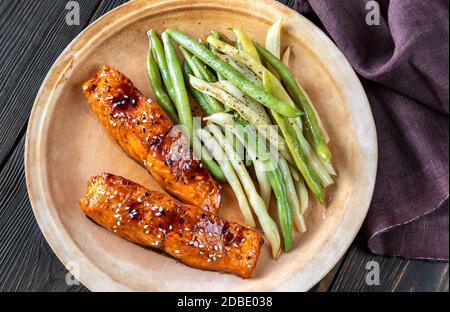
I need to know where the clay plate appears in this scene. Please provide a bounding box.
[25,0,377,291]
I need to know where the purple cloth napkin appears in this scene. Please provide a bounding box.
[293,0,449,260]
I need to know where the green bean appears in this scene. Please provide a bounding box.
[161,32,192,134]
[296,177,309,214]
[298,133,334,187]
[289,163,301,182]
[190,76,269,130]
[254,42,332,162]
[198,147,227,182]
[265,19,282,80]
[232,27,261,62]
[282,46,291,67]
[213,52,262,86]
[165,29,301,118]
[208,37,298,109]
[210,30,226,80]
[196,128,255,227]
[263,70,325,204]
[208,123,281,258]
[147,30,177,105]
[205,113,293,251]
[254,160,272,208]
[279,157,306,233]
[211,31,259,84]
[266,19,283,59]
[146,36,179,122]
[180,61,227,182]
[192,55,217,82]
[266,161,293,252]
[183,62,218,116]
[212,80,292,163]
[180,48,224,114]
[208,36,305,144]
[212,80,271,124]
[245,150,253,167]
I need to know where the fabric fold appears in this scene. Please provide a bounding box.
[293,0,449,260]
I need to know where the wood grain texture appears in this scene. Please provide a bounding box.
[0,0,128,170]
[0,138,87,292]
[330,235,449,292]
[0,0,447,292]
[0,0,126,293]
[0,0,101,170]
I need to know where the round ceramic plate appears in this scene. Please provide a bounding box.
[25,0,377,291]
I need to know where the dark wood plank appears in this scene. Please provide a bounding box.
[0,0,128,292]
[0,0,102,169]
[90,0,129,22]
[0,137,88,292]
[0,0,16,22]
[310,259,343,292]
[330,234,449,292]
[278,0,297,8]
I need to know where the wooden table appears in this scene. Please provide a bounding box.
[0,0,447,292]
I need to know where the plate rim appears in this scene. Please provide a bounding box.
[25,0,378,292]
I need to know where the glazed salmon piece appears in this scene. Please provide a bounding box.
[80,173,263,278]
[82,65,221,213]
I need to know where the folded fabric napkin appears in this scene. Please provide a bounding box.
[293,0,449,260]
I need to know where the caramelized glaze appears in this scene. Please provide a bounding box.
[82,65,221,213]
[80,173,263,278]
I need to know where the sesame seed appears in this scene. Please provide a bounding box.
[175,250,180,254]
